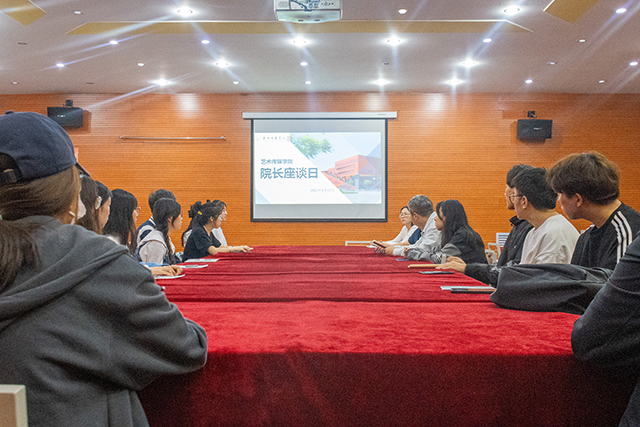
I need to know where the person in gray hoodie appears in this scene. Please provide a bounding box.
[0,111,208,427]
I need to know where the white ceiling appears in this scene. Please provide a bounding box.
[1,0,639,94]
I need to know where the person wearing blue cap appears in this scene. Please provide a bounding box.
[0,112,208,427]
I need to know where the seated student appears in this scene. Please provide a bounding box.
[510,167,579,264]
[406,199,487,264]
[95,180,112,232]
[212,199,228,246]
[571,234,640,426]
[372,205,420,249]
[103,189,140,254]
[439,164,534,285]
[183,200,252,260]
[137,198,182,265]
[548,152,640,270]
[379,195,441,257]
[0,111,207,427]
[137,188,176,246]
[183,199,229,247]
[77,174,102,234]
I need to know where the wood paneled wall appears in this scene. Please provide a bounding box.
[1,92,639,248]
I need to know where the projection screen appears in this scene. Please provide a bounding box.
[244,112,396,222]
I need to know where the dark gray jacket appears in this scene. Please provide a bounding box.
[0,216,207,427]
[572,234,640,426]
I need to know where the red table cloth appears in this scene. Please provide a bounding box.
[138,246,633,426]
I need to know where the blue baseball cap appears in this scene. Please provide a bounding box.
[0,111,88,185]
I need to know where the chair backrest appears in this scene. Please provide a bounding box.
[0,385,28,427]
[496,232,510,249]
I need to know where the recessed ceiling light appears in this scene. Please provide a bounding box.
[17,41,27,45]
[447,78,462,86]
[12,82,18,85]
[578,39,587,43]
[525,79,533,84]
[109,40,118,45]
[616,7,627,14]
[215,61,230,68]
[398,9,407,14]
[56,63,65,68]
[375,79,389,86]
[599,80,605,83]
[156,79,170,86]
[630,61,639,66]
[483,38,492,43]
[292,38,308,46]
[73,10,82,15]
[233,81,239,85]
[177,7,194,17]
[386,38,402,46]
[300,61,308,66]
[460,59,477,68]
[305,81,311,85]
[547,61,557,65]
[201,40,210,45]
[137,63,145,67]
[503,6,520,15]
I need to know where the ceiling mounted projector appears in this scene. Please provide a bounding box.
[275,0,342,23]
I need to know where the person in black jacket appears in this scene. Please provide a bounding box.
[548,152,640,270]
[406,199,487,264]
[572,233,640,426]
[439,164,534,285]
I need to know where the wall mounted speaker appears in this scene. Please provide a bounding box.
[47,107,83,127]
[517,119,552,140]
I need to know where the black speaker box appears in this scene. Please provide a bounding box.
[517,119,552,140]
[47,107,83,127]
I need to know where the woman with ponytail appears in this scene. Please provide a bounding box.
[183,200,252,260]
[0,112,207,427]
[137,198,182,265]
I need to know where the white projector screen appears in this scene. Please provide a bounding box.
[245,112,395,222]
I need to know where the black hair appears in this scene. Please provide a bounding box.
[102,189,138,254]
[148,189,176,211]
[435,199,483,251]
[506,164,534,188]
[181,199,224,245]
[95,181,112,208]
[152,198,181,264]
[77,174,101,234]
[512,167,557,210]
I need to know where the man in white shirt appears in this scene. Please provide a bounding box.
[511,167,579,264]
[379,194,441,257]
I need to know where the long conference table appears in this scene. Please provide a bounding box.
[138,246,634,426]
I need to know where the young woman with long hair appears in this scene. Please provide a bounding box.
[408,199,487,264]
[76,174,101,234]
[102,188,139,254]
[430,199,487,264]
[95,180,112,232]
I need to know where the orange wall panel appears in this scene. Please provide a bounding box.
[2,92,639,248]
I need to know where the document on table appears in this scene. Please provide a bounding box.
[440,286,495,293]
[155,274,185,280]
[179,264,208,269]
[183,259,219,263]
